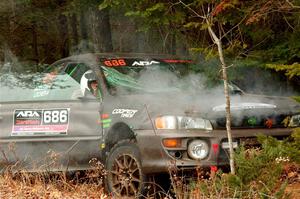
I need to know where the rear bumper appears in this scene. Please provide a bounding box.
[136,128,293,174]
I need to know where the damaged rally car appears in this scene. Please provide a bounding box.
[0,53,300,196]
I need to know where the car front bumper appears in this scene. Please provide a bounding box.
[136,128,293,174]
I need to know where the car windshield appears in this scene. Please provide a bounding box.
[101,62,243,95]
[101,61,201,93]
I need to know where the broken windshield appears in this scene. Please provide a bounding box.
[101,62,244,95]
[101,62,193,94]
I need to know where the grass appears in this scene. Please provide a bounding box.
[0,171,107,198]
[0,130,299,198]
[0,165,298,199]
[169,130,300,199]
[0,157,108,198]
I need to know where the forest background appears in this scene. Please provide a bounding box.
[0,0,300,94]
[0,1,300,197]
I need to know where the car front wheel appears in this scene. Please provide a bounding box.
[105,140,145,197]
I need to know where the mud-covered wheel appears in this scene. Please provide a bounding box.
[105,140,145,197]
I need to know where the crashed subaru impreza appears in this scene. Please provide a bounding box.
[0,53,299,196]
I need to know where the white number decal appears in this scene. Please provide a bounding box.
[52,111,59,123]
[43,111,52,124]
[43,109,68,124]
[60,110,68,123]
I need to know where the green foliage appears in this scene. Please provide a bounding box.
[258,130,300,164]
[266,63,300,79]
[292,96,300,103]
[190,130,300,198]
[274,181,289,199]
[1,0,300,88]
[100,0,182,31]
[98,0,298,95]
[184,22,201,29]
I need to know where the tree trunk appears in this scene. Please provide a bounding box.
[7,0,15,56]
[58,14,69,57]
[70,14,79,52]
[136,31,146,53]
[171,33,176,55]
[31,21,39,71]
[208,25,235,175]
[42,22,52,63]
[92,8,113,52]
[79,11,89,51]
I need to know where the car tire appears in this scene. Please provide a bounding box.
[105,140,146,198]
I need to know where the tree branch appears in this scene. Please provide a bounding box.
[286,0,300,9]
[179,0,206,19]
[221,15,248,40]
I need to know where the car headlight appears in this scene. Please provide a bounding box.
[155,116,213,130]
[290,114,300,127]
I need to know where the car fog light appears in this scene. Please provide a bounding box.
[188,140,209,160]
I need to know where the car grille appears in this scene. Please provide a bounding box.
[215,114,288,129]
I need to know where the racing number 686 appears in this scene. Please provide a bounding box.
[43,109,68,124]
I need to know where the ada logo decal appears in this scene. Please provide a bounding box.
[112,109,138,118]
[132,61,160,66]
[16,110,41,118]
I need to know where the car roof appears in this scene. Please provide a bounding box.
[68,52,190,59]
[52,53,193,66]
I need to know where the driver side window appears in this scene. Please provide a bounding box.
[64,63,102,100]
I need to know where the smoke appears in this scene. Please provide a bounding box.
[99,60,300,123]
[106,63,224,116]
[220,59,300,97]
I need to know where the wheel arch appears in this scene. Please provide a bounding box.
[104,122,137,153]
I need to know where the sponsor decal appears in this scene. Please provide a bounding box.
[212,103,277,112]
[12,109,70,136]
[102,119,112,128]
[33,84,51,98]
[247,117,257,126]
[112,109,138,118]
[100,143,105,149]
[132,61,160,66]
[265,118,274,128]
[101,113,109,119]
[33,88,50,98]
[103,59,126,67]
[98,113,112,129]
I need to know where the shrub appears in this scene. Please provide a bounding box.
[189,129,300,198]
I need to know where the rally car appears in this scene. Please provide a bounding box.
[0,53,300,197]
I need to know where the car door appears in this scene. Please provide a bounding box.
[0,67,103,172]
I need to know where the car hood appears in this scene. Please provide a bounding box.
[209,93,300,117]
[108,91,300,118]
